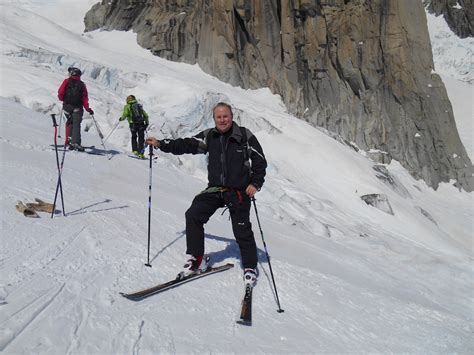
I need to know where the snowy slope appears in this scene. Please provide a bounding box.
[0,2,472,354]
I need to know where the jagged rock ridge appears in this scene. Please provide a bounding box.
[85,0,473,191]
[424,0,473,38]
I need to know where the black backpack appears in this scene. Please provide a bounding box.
[130,102,145,123]
[63,79,84,107]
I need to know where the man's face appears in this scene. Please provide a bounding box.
[213,106,233,133]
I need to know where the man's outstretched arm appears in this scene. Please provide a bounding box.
[145,131,208,155]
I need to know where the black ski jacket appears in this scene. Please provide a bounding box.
[159,123,267,191]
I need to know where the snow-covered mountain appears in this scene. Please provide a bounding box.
[0,1,472,353]
[426,8,474,83]
[426,11,474,159]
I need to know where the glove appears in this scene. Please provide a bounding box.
[119,117,124,122]
[87,108,94,115]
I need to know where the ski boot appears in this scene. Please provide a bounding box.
[243,268,257,287]
[69,143,85,152]
[176,255,209,280]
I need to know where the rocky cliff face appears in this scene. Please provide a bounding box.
[85,0,473,191]
[424,0,473,38]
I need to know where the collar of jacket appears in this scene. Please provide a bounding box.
[69,76,81,80]
[210,122,243,143]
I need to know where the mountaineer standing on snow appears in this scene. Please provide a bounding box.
[145,102,267,286]
[57,67,94,151]
[119,95,149,158]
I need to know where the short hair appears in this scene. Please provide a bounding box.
[213,102,233,118]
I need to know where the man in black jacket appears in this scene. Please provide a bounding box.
[146,102,266,285]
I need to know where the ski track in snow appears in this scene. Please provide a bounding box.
[0,284,65,352]
[64,302,88,355]
[0,1,472,354]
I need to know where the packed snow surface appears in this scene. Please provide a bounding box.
[0,1,472,354]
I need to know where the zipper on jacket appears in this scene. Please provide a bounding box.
[220,135,226,185]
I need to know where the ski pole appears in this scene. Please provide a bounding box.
[252,197,284,313]
[90,114,110,159]
[51,115,69,218]
[145,144,153,267]
[145,123,154,135]
[103,120,120,144]
[90,114,104,139]
[144,123,154,142]
[57,108,64,138]
[50,114,65,217]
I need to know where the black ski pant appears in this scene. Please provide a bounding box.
[130,123,146,153]
[65,109,83,146]
[185,190,258,269]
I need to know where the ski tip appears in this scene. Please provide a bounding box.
[236,320,252,326]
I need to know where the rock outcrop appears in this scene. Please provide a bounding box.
[85,0,473,191]
[424,0,473,38]
[360,194,394,215]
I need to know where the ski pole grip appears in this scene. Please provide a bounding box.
[149,144,153,156]
[51,114,58,127]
